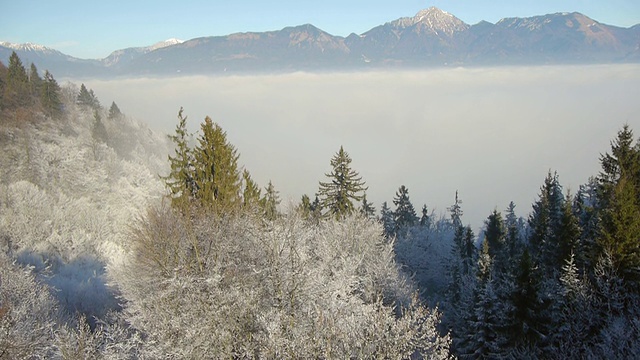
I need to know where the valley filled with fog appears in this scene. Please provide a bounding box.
[86,64,640,230]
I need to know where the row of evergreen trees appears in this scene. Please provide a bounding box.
[371,126,640,357]
[162,108,280,218]
[0,52,63,118]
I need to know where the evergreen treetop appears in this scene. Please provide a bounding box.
[318,146,367,219]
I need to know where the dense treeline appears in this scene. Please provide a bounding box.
[369,127,640,358]
[0,53,638,358]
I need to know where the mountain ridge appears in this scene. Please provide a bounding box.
[1,7,638,77]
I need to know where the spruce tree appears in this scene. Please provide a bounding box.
[242,169,261,208]
[261,180,280,220]
[360,193,376,220]
[380,201,395,237]
[5,52,29,108]
[162,108,196,209]
[28,63,42,98]
[40,70,62,118]
[317,146,367,219]
[392,185,418,232]
[108,101,123,120]
[77,83,101,110]
[528,171,565,275]
[597,125,640,281]
[92,110,108,143]
[192,116,241,210]
[420,204,431,228]
[448,190,464,229]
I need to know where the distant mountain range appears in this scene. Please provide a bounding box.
[2,7,639,77]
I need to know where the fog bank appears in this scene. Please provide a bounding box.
[86,65,640,231]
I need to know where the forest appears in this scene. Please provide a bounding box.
[0,52,639,359]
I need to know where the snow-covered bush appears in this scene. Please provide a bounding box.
[116,207,452,358]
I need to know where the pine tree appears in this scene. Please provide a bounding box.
[40,70,62,118]
[192,116,241,210]
[162,108,196,209]
[317,146,367,219]
[392,185,418,232]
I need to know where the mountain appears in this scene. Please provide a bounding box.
[102,38,183,69]
[0,41,102,77]
[1,7,638,77]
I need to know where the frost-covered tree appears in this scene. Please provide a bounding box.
[380,201,395,237]
[318,146,367,219]
[118,209,452,358]
[393,185,418,232]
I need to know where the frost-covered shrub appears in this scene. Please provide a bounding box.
[117,207,452,358]
[0,253,60,359]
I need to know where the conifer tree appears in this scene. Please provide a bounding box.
[599,177,640,281]
[393,185,418,232]
[92,110,108,144]
[40,70,62,118]
[77,83,101,110]
[597,125,640,281]
[420,204,431,228]
[484,210,506,260]
[318,146,367,219]
[448,190,464,229]
[360,193,376,220]
[512,249,550,350]
[556,191,582,268]
[192,116,241,210]
[28,63,42,98]
[162,108,196,209]
[242,169,261,208]
[528,171,565,274]
[108,101,123,120]
[380,201,395,237]
[5,52,29,108]
[261,180,280,220]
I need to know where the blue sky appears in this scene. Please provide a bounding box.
[2,0,639,59]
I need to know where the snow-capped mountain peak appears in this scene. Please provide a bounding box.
[389,7,469,35]
[0,41,58,54]
[148,38,183,51]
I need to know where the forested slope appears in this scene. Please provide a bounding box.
[1,51,639,359]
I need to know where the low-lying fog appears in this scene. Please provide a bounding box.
[86,65,640,231]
